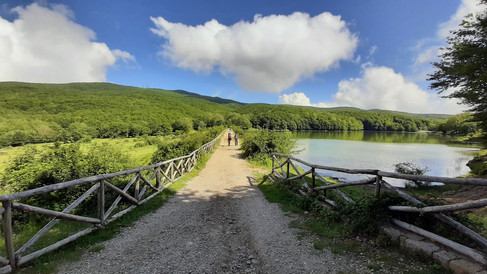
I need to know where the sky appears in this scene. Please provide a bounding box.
[0,0,485,114]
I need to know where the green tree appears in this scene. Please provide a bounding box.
[428,1,487,133]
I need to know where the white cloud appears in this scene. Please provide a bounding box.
[278,92,338,108]
[368,45,377,57]
[280,65,466,114]
[437,0,484,39]
[151,12,358,93]
[413,0,484,72]
[112,49,136,64]
[334,65,465,114]
[279,92,311,106]
[0,3,134,83]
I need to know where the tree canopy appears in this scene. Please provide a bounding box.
[428,0,487,133]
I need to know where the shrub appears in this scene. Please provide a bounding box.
[2,143,133,214]
[394,162,430,187]
[240,130,295,163]
[151,127,224,163]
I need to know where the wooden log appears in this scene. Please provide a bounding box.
[174,160,184,176]
[16,183,100,255]
[271,155,275,173]
[106,205,136,224]
[135,174,140,201]
[312,167,316,189]
[287,169,313,181]
[0,257,8,267]
[98,180,105,225]
[160,163,173,183]
[139,174,158,192]
[375,176,382,198]
[274,156,287,176]
[382,181,487,250]
[2,201,15,270]
[156,167,162,189]
[148,169,157,183]
[378,171,487,186]
[138,185,148,201]
[17,227,96,266]
[288,160,311,191]
[0,265,11,274]
[315,174,354,203]
[12,203,100,224]
[104,175,138,220]
[389,198,487,213]
[170,162,175,181]
[104,181,139,206]
[314,178,376,191]
[286,160,290,178]
[391,218,487,265]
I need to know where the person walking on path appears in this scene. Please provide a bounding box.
[234,134,239,146]
[227,132,232,146]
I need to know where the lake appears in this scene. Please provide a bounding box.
[291,131,483,186]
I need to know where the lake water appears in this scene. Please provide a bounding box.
[291,131,483,186]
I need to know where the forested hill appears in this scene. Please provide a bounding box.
[0,82,445,147]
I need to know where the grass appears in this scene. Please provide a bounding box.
[5,147,216,273]
[256,173,451,273]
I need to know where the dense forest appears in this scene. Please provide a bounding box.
[0,82,474,148]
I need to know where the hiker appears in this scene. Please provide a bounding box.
[228,132,232,146]
[234,134,239,145]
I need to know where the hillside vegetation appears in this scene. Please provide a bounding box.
[0,82,461,148]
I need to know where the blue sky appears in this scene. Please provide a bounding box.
[0,0,484,114]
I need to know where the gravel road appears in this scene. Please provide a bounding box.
[58,132,421,273]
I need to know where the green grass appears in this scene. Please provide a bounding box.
[7,148,215,273]
[256,173,451,273]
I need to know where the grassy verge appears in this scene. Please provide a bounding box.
[13,150,215,273]
[256,175,448,273]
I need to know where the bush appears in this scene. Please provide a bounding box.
[394,162,430,187]
[2,143,133,215]
[240,130,295,163]
[339,194,404,235]
[151,127,224,163]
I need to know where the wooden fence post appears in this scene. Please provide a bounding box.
[286,160,290,179]
[312,167,316,189]
[272,155,275,173]
[156,167,161,189]
[98,181,105,225]
[2,201,16,270]
[135,174,140,201]
[375,175,382,198]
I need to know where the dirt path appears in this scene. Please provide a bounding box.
[57,132,393,273]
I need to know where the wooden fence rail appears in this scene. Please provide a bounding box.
[0,130,225,273]
[270,153,487,265]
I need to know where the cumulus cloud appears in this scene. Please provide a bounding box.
[0,3,135,83]
[279,92,311,106]
[280,65,465,114]
[334,65,465,114]
[437,0,484,39]
[150,12,358,93]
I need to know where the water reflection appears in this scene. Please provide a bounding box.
[292,132,483,187]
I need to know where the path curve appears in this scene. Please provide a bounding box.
[58,132,382,273]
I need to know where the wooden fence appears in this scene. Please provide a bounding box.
[0,131,225,273]
[270,153,487,265]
